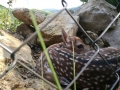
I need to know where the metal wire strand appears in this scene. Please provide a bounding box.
[61,0,68,7]
[0,42,16,79]
[110,73,119,90]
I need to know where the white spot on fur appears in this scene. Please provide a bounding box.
[95,82,98,85]
[95,58,99,61]
[79,79,82,81]
[64,70,66,73]
[60,58,64,61]
[102,75,105,78]
[91,68,94,71]
[48,50,52,54]
[59,53,65,56]
[50,54,53,59]
[60,63,63,66]
[83,88,89,90]
[55,47,59,50]
[86,74,89,76]
[95,78,98,80]
[57,61,59,64]
[87,78,90,80]
[83,80,87,83]
[88,83,91,85]
[65,67,68,70]
[92,65,96,67]
[59,72,62,75]
[70,72,73,75]
[100,79,103,82]
[46,68,52,74]
[70,67,73,70]
[96,68,100,71]
[104,54,108,56]
[61,68,64,73]
[86,58,90,60]
[56,58,58,61]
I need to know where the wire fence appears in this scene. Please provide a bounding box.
[0,0,120,90]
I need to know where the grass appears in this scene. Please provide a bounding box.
[29,10,62,90]
[72,41,76,90]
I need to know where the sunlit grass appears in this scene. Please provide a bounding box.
[72,41,76,90]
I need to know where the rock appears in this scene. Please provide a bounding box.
[0,30,35,67]
[80,31,104,48]
[0,52,25,90]
[74,0,117,33]
[12,8,45,25]
[102,18,120,48]
[0,57,55,90]
[16,23,37,45]
[0,30,57,90]
[38,11,79,46]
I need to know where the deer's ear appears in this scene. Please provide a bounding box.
[61,28,69,45]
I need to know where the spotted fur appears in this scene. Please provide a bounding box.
[40,29,120,90]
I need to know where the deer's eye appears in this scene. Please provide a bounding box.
[77,44,84,49]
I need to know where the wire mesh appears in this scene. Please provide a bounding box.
[0,0,120,90]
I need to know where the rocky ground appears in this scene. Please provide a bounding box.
[1,0,120,89]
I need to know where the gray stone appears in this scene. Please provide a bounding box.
[74,0,117,33]
[12,8,45,25]
[16,23,37,45]
[102,19,120,48]
[38,11,79,46]
[0,30,36,67]
[81,31,104,48]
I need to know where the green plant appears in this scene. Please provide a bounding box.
[0,6,22,31]
[0,9,11,30]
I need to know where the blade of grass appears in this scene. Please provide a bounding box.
[72,41,76,90]
[29,10,62,90]
[40,54,44,89]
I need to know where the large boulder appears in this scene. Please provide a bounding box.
[74,0,118,34]
[38,11,79,46]
[12,8,45,25]
[102,18,120,48]
[0,30,35,67]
